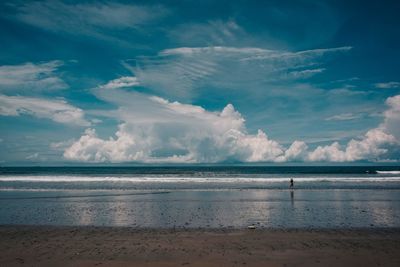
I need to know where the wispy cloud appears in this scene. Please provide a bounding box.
[325,109,383,121]
[99,76,139,90]
[0,61,67,92]
[325,112,362,121]
[128,45,351,99]
[375,82,400,89]
[288,68,325,79]
[168,19,246,46]
[0,94,90,126]
[10,0,168,41]
[25,152,39,160]
[328,88,369,96]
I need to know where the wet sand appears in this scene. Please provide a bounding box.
[2,189,400,228]
[1,226,399,267]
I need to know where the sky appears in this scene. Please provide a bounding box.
[0,0,400,165]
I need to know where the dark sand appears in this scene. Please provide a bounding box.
[1,226,400,267]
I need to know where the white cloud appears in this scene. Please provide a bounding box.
[167,19,246,46]
[308,129,397,162]
[0,94,90,126]
[0,61,67,92]
[12,1,168,39]
[325,113,361,121]
[26,152,39,160]
[160,46,270,56]
[328,88,369,96]
[309,95,400,162]
[91,118,103,124]
[64,127,151,162]
[50,139,75,151]
[64,85,302,163]
[280,141,309,162]
[239,46,352,62]
[129,45,351,99]
[382,95,400,140]
[375,82,400,89]
[63,78,400,162]
[160,46,351,58]
[308,142,347,162]
[344,129,397,161]
[99,76,139,90]
[288,68,325,79]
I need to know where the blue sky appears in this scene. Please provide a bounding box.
[0,0,399,164]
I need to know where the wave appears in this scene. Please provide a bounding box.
[1,175,400,183]
[376,171,400,174]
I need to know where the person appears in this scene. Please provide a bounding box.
[290,178,294,188]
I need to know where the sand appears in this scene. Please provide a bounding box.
[1,226,399,267]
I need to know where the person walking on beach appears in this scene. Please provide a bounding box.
[290,178,294,188]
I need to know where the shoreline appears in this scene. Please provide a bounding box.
[1,226,399,266]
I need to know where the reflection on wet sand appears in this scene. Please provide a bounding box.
[0,189,399,228]
[290,190,294,207]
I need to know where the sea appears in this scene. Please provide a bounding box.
[1,166,400,228]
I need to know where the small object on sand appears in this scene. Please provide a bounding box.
[247,225,256,229]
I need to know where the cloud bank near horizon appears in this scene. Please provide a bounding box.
[63,76,400,163]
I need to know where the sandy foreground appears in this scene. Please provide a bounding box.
[1,226,399,267]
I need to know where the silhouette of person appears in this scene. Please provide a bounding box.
[290,178,294,188]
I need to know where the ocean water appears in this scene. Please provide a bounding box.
[0,166,400,228]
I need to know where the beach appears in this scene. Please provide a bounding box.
[1,226,399,267]
[2,0,400,265]
[1,166,400,266]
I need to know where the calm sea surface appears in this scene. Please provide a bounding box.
[1,166,400,228]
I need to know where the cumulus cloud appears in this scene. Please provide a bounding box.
[64,83,303,163]
[63,77,400,162]
[382,95,400,140]
[0,94,90,126]
[63,105,290,163]
[309,95,400,161]
[280,141,309,162]
[0,61,67,92]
